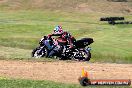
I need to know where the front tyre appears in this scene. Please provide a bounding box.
[32,47,48,58]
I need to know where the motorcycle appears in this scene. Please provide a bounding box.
[58,37,94,61]
[32,36,94,61]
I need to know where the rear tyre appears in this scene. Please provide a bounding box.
[82,51,91,61]
[73,50,91,61]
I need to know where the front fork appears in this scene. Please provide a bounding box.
[37,46,45,55]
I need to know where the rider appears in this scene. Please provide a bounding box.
[48,25,75,48]
[47,25,75,57]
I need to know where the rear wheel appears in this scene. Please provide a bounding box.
[32,47,48,58]
[82,51,91,61]
[73,50,91,61]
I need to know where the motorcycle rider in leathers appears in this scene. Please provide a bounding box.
[46,25,75,57]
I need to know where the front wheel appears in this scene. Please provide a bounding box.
[32,46,48,58]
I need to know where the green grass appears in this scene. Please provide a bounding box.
[0,10,132,63]
[0,78,130,88]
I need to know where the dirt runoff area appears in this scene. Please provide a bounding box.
[0,60,132,84]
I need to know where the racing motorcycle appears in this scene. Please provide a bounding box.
[32,36,94,61]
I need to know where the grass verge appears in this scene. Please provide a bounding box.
[0,78,130,88]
